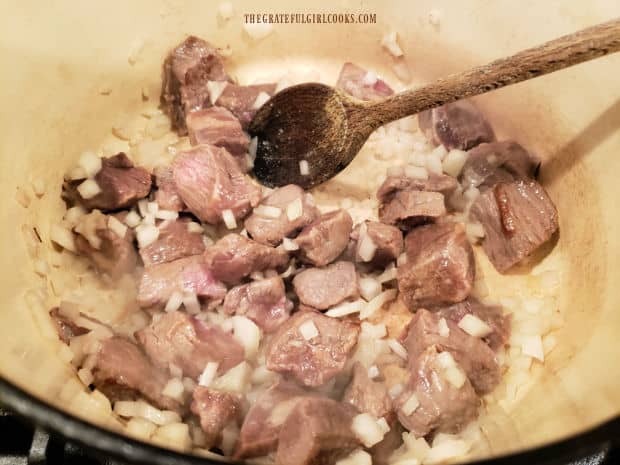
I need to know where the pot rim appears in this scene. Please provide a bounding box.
[0,376,617,465]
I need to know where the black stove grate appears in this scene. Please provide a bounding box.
[0,407,613,465]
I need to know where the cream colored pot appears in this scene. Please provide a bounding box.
[1,0,620,463]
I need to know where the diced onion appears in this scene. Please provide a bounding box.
[182,292,201,314]
[249,137,258,162]
[64,206,86,226]
[436,352,467,388]
[207,81,228,105]
[165,291,183,313]
[299,320,319,340]
[146,202,158,215]
[138,199,149,217]
[113,400,181,426]
[381,31,404,58]
[401,393,420,416]
[426,153,443,175]
[50,224,76,253]
[233,316,261,359]
[425,437,470,465]
[521,334,544,362]
[458,314,493,338]
[368,365,380,379]
[377,263,397,283]
[124,210,142,228]
[186,222,204,234]
[389,383,404,399]
[282,237,299,251]
[218,1,234,20]
[211,361,252,393]
[254,205,282,218]
[336,449,372,465]
[325,299,366,318]
[136,224,160,248]
[222,209,237,229]
[357,228,377,263]
[125,417,157,440]
[397,253,408,266]
[198,362,219,387]
[387,339,408,360]
[377,417,390,434]
[359,277,382,301]
[466,222,485,242]
[438,318,450,337]
[162,378,185,402]
[107,216,128,238]
[152,423,191,451]
[220,424,240,456]
[405,165,429,180]
[252,91,271,110]
[361,322,387,339]
[66,166,87,181]
[77,179,102,199]
[352,413,386,448]
[155,209,179,221]
[442,149,468,177]
[360,289,397,320]
[77,368,94,386]
[299,160,310,176]
[286,198,303,221]
[78,151,102,178]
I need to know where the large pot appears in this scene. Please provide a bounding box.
[1,0,619,464]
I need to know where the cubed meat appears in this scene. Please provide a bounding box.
[403,309,500,394]
[153,165,185,212]
[160,36,232,134]
[172,145,261,224]
[235,381,317,459]
[293,261,359,310]
[437,298,511,351]
[418,100,495,151]
[461,141,540,189]
[191,387,241,447]
[379,190,446,227]
[223,277,292,333]
[395,345,479,437]
[470,179,559,273]
[266,310,360,387]
[136,312,244,379]
[138,255,226,308]
[203,234,289,285]
[92,337,182,413]
[139,219,205,267]
[74,210,137,278]
[377,174,459,203]
[66,153,151,211]
[343,363,392,419]
[398,223,475,309]
[336,62,394,101]
[351,221,403,268]
[275,397,360,465]
[186,106,250,169]
[245,184,320,246]
[215,83,277,129]
[295,209,353,266]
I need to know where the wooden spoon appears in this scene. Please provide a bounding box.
[249,18,620,189]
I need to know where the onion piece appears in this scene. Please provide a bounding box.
[233,316,261,359]
[401,393,420,416]
[359,276,382,301]
[360,322,387,339]
[458,314,493,338]
[357,227,377,263]
[436,352,467,388]
[442,149,468,177]
[165,291,183,313]
[155,209,179,221]
[78,151,102,178]
[282,237,299,251]
[198,362,219,387]
[367,365,380,379]
[186,222,204,234]
[222,209,237,229]
[77,179,102,199]
[162,378,185,402]
[404,165,429,180]
[335,449,372,465]
[377,263,397,283]
[360,289,397,320]
[252,92,271,110]
[521,334,544,362]
[207,81,228,105]
[211,361,252,393]
[182,292,201,314]
[254,205,282,219]
[438,317,450,337]
[325,299,366,318]
[107,216,128,238]
[124,210,142,228]
[381,31,404,58]
[286,198,303,221]
[50,224,76,253]
[298,320,319,341]
[136,224,160,248]
[351,413,386,448]
[389,383,404,399]
[299,160,310,176]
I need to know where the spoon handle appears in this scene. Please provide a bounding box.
[369,17,620,125]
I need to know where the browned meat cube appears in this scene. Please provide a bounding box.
[266,310,359,387]
[191,387,241,447]
[295,209,353,266]
[153,165,185,212]
[204,234,289,285]
[74,210,137,278]
[418,100,495,151]
[136,312,244,379]
[461,141,540,189]
[377,174,458,203]
[215,83,277,129]
[437,298,511,351]
[160,36,232,134]
[379,190,446,227]
[139,219,205,267]
[343,363,392,419]
[245,184,319,246]
[470,179,559,273]
[223,277,292,333]
[235,381,317,459]
[92,337,182,413]
[137,255,226,308]
[186,106,250,168]
[293,261,359,310]
[351,221,403,268]
[403,309,500,394]
[395,345,479,437]
[172,145,261,224]
[67,153,151,211]
[336,62,394,101]
[275,397,360,465]
[398,223,475,309]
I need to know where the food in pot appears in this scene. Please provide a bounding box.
[43,35,560,464]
